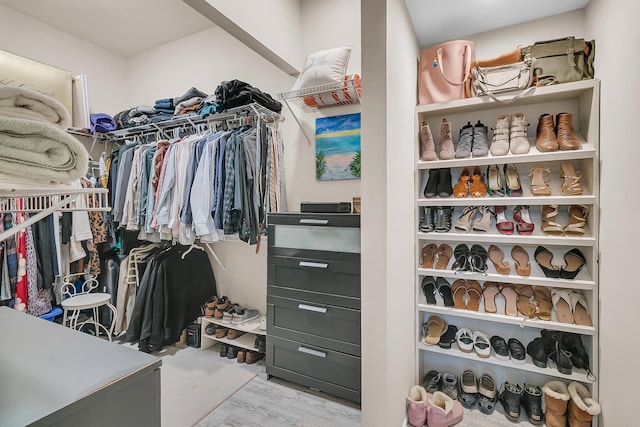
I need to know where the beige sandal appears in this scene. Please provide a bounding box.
[560,162,583,196]
[511,245,531,276]
[500,284,518,317]
[570,291,593,326]
[454,206,478,232]
[564,205,590,236]
[529,165,551,196]
[541,205,564,235]
[472,206,494,233]
[482,282,501,314]
[532,287,552,321]
[488,245,510,275]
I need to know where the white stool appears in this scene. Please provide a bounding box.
[61,274,117,341]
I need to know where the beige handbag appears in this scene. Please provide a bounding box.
[471,55,533,100]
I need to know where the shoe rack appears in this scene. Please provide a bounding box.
[413,80,600,421]
[200,316,266,353]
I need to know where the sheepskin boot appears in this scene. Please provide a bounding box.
[406,385,428,427]
[438,119,455,160]
[419,121,438,161]
[426,391,464,427]
[542,380,571,427]
[568,382,601,427]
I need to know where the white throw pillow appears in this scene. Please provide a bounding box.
[293,46,352,90]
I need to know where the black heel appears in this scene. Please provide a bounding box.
[534,246,561,278]
[560,248,586,279]
[424,169,439,198]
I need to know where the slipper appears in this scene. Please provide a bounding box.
[466,280,483,311]
[473,331,491,358]
[434,244,453,270]
[552,289,574,324]
[452,279,468,310]
[533,286,552,321]
[421,243,438,269]
[423,315,448,345]
[500,284,518,317]
[570,291,592,326]
[511,245,531,277]
[455,327,474,352]
[488,245,510,275]
[482,282,501,314]
[436,277,454,307]
[516,285,536,318]
[421,276,437,305]
[438,324,459,349]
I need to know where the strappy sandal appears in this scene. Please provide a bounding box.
[500,284,518,317]
[466,280,483,311]
[482,282,501,314]
[560,162,583,196]
[564,205,590,236]
[470,166,487,198]
[452,279,468,310]
[532,286,552,321]
[516,285,537,318]
[469,244,488,273]
[472,206,494,233]
[486,164,505,197]
[488,244,510,275]
[434,244,453,269]
[453,167,471,198]
[512,205,534,235]
[529,165,552,196]
[511,245,531,276]
[552,288,574,324]
[434,206,453,233]
[504,164,523,197]
[421,243,438,268]
[570,290,593,326]
[452,244,470,272]
[493,205,514,235]
[454,206,477,232]
[534,246,561,278]
[541,205,564,235]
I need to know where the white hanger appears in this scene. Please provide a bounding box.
[181,242,204,260]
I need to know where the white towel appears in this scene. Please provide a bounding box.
[0,86,71,129]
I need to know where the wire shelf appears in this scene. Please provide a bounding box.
[278,77,361,112]
[0,188,110,213]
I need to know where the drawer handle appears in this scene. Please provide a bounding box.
[298,346,327,358]
[298,304,328,314]
[299,219,329,225]
[299,261,328,269]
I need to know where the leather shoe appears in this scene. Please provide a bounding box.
[556,112,580,150]
[536,113,558,152]
[245,351,264,364]
[424,169,439,198]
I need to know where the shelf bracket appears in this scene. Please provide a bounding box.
[282,98,312,145]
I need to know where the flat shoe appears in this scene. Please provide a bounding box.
[452,279,468,310]
[500,284,518,317]
[552,289,574,324]
[438,324,459,349]
[570,291,592,326]
[455,328,474,353]
[423,315,448,345]
[490,335,509,360]
[434,244,453,270]
[473,331,491,358]
[452,244,470,272]
[508,338,526,363]
[511,245,531,276]
[488,244,510,275]
[482,282,501,314]
[533,286,552,321]
[421,243,438,269]
[516,285,537,318]
[534,246,561,278]
[466,280,483,311]
[436,277,454,307]
[561,248,586,280]
[421,276,437,305]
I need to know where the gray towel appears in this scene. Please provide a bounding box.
[0,116,88,183]
[0,86,71,129]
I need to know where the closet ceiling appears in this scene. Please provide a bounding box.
[0,0,214,57]
[405,0,590,47]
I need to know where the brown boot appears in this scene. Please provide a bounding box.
[536,113,558,152]
[568,382,601,427]
[420,121,438,161]
[556,112,580,150]
[438,118,455,160]
[542,381,571,427]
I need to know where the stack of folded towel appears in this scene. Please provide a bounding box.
[0,86,89,184]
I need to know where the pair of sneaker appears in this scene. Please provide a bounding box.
[406,384,463,427]
[459,369,498,414]
[455,120,489,159]
[490,113,530,156]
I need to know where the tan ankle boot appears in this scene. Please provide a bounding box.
[542,381,571,427]
[438,119,455,160]
[420,121,438,161]
[556,112,580,150]
[568,382,601,427]
[536,113,558,152]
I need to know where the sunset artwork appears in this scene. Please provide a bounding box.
[315,113,361,181]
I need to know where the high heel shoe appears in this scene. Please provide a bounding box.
[424,169,439,198]
[561,248,586,280]
[541,205,564,235]
[454,206,477,232]
[453,167,471,198]
[503,164,522,197]
[493,205,514,235]
[513,205,534,235]
[563,205,590,236]
[472,206,493,233]
[486,164,505,197]
[470,166,487,197]
[534,246,561,278]
[529,165,551,196]
[419,206,435,233]
[559,162,583,196]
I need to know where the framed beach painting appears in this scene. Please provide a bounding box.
[315,113,361,181]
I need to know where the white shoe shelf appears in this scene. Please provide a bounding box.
[200,316,266,353]
[414,80,600,400]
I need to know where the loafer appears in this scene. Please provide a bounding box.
[500,382,523,422]
[490,335,509,360]
[508,338,526,364]
[422,369,442,394]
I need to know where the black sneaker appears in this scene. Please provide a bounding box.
[500,382,522,422]
[521,383,543,425]
[422,369,441,394]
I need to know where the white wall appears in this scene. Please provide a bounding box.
[0,5,128,115]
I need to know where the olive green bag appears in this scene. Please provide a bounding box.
[521,37,595,86]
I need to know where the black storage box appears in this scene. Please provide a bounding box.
[300,201,352,213]
[186,323,201,348]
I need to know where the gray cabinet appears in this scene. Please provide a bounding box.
[266,212,361,403]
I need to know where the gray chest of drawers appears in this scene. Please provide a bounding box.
[266,212,361,403]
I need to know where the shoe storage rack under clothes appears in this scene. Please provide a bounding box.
[266,212,361,403]
[414,80,600,420]
[200,317,266,353]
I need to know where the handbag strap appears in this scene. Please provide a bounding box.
[436,44,472,86]
[482,86,535,104]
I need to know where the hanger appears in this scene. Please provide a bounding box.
[181,242,204,260]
